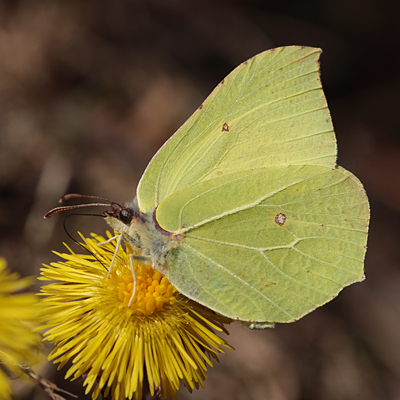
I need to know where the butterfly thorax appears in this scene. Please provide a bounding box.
[104,198,180,273]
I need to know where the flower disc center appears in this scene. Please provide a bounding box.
[107,263,175,315]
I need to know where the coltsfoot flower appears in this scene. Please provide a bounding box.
[38,232,233,400]
[0,257,41,400]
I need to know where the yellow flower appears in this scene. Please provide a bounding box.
[39,232,233,400]
[0,257,41,400]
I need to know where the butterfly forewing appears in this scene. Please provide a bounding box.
[137,46,337,213]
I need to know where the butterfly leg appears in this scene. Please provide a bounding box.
[128,253,137,307]
[107,234,123,279]
[98,234,120,245]
[126,254,152,307]
[130,254,151,263]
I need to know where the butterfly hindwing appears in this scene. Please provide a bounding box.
[156,165,369,323]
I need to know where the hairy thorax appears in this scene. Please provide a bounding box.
[104,198,181,274]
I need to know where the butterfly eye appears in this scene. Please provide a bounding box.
[120,208,133,224]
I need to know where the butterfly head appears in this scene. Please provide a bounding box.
[103,199,145,236]
[44,193,143,235]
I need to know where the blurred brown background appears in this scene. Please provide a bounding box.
[1,0,399,399]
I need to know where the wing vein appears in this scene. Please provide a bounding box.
[184,243,296,319]
[179,169,330,232]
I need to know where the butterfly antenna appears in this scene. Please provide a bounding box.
[44,193,122,219]
[59,193,121,206]
[44,203,110,219]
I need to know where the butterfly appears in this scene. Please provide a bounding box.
[48,46,369,328]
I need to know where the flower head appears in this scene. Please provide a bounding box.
[39,232,233,400]
[0,257,41,400]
